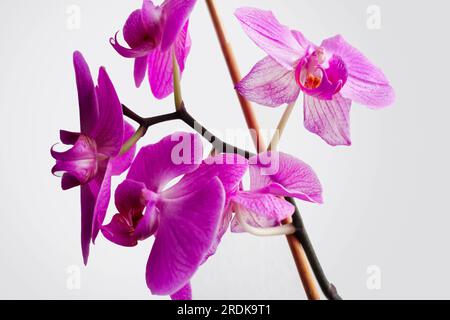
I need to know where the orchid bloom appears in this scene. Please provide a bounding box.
[51,51,136,264]
[110,0,196,99]
[235,7,395,146]
[230,152,323,232]
[101,133,239,299]
[175,152,322,251]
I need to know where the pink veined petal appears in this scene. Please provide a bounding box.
[91,161,114,244]
[250,151,323,204]
[321,35,395,108]
[304,93,352,147]
[73,51,98,136]
[174,22,191,72]
[160,0,197,51]
[235,7,304,69]
[127,132,203,192]
[230,191,294,232]
[111,121,136,176]
[163,153,248,199]
[146,177,225,296]
[291,30,314,51]
[101,213,139,247]
[147,22,191,99]
[134,56,148,88]
[236,56,301,108]
[147,46,173,99]
[92,67,124,157]
[170,283,192,300]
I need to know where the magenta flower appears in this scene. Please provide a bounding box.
[230,152,323,232]
[102,133,236,298]
[110,0,196,99]
[235,7,395,146]
[173,152,322,247]
[51,51,136,264]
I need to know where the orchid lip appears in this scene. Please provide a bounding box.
[295,47,348,100]
[51,134,100,188]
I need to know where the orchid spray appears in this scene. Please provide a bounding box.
[51,0,394,300]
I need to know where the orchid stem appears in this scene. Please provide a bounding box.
[268,102,296,152]
[172,51,184,112]
[119,125,146,156]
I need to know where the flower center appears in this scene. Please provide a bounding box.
[295,47,348,100]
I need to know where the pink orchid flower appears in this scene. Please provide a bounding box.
[231,152,323,232]
[235,7,395,146]
[51,51,136,265]
[101,133,228,299]
[173,152,322,255]
[110,0,196,99]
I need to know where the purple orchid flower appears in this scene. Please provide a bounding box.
[101,133,239,299]
[235,7,395,146]
[110,0,196,99]
[51,51,136,265]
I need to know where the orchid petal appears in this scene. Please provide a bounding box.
[160,0,197,51]
[92,161,114,243]
[250,152,323,203]
[321,35,395,108]
[101,213,139,247]
[110,32,155,59]
[134,200,159,241]
[203,203,233,262]
[146,177,225,295]
[147,22,191,99]
[141,1,163,42]
[123,9,150,48]
[80,167,107,265]
[81,183,97,265]
[304,93,352,147]
[114,179,147,215]
[134,56,148,88]
[92,67,124,157]
[291,30,313,50]
[73,51,98,136]
[127,133,203,192]
[235,7,303,69]
[163,153,248,199]
[236,56,300,108]
[170,283,192,300]
[231,191,294,232]
[174,22,191,72]
[111,121,136,176]
[59,130,80,145]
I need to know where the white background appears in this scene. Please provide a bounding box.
[0,0,449,299]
